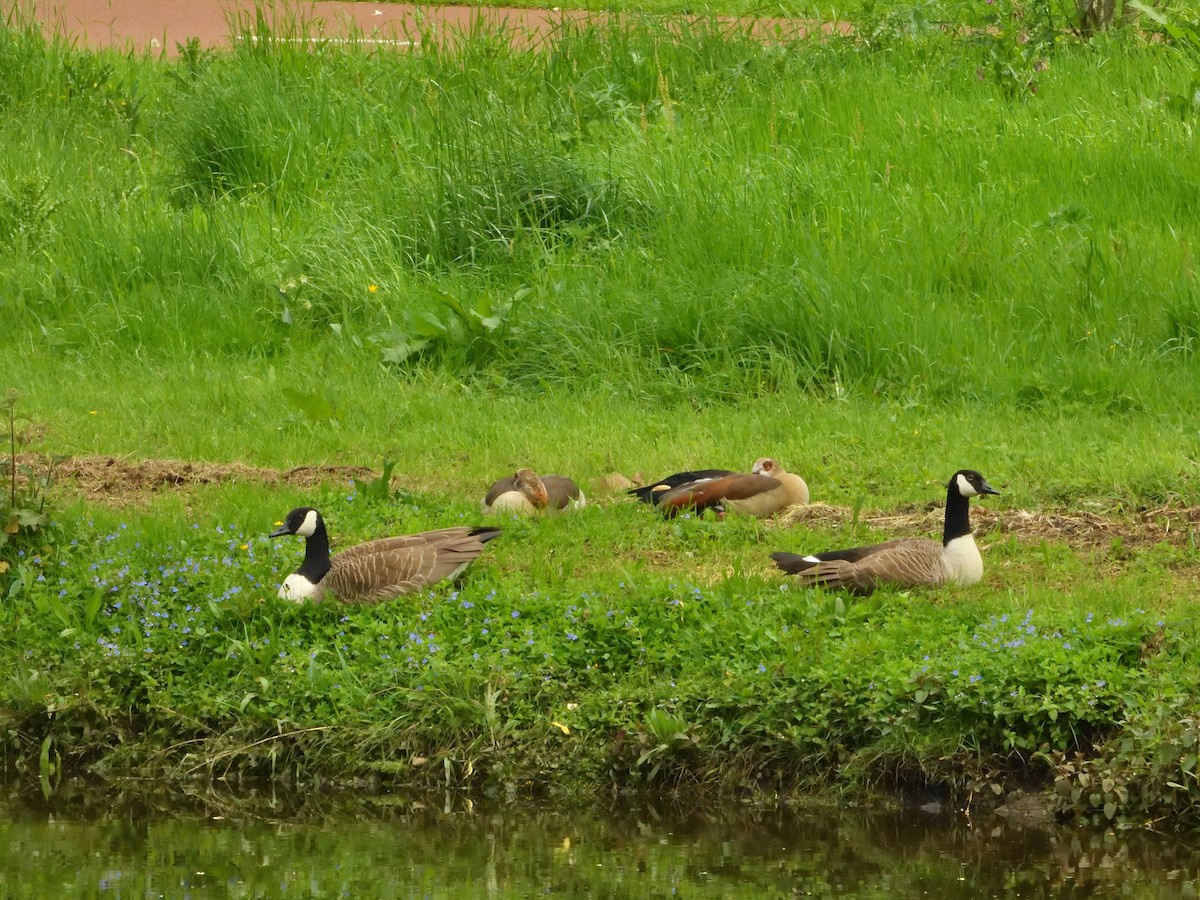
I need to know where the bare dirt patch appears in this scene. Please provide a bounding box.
[779,500,1200,550]
[24,454,374,501]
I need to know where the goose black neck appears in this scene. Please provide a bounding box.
[298,518,333,582]
[942,483,973,545]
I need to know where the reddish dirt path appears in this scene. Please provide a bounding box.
[29,0,596,51]
[28,0,833,53]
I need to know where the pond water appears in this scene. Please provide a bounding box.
[0,784,1196,898]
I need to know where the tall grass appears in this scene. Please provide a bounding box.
[2,13,1199,413]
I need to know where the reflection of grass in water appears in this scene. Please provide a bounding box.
[0,781,1192,896]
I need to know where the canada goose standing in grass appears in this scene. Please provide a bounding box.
[482,468,585,515]
[655,458,810,518]
[269,507,501,604]
[771,469,999,594]
[628,469,736,504]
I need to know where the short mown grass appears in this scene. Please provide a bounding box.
[3,7,1200,825]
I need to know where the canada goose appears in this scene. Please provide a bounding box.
[482,468,585,515]
[628,469,736,505]
[655,458,810,518]
[771,469,999,594]
[269,507,501,604]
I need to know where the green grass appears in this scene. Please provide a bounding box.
[3,14,1200,418]
[4,8,1200,824]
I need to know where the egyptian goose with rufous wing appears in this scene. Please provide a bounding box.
[628,468,736,505]
[654,458,809,518]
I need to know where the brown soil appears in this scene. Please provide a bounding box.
[28,0,835,55]
[779,501,1199,550]
[26,453,374,499]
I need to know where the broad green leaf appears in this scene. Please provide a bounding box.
[16,509,47,527]
[407,311,450,339]
[381,339,429,365]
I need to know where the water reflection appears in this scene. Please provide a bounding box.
[0,783,1195,897]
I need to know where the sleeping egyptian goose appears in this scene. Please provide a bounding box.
[269,507,501,604]
[482,468,585,515]
[771,469,998,594]
[628,469,736,505]
[654,458,810,518]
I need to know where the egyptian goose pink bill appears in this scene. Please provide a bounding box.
[654,458,809,518]
[269,507,501,604]
[771,469,998,595]
[482,468,586,516]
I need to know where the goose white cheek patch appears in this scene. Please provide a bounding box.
[956,473,977,497]
[296,509,319,537]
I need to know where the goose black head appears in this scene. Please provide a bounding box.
[949,470,999,498]
[269,507,322,538]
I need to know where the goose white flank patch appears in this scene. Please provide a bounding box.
[269,507,501,604]
[771,469,999,594]
[653,458,810,518]
[482,468,585,515]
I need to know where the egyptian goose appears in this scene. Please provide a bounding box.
[655,458,809,518]
[482,468,585,515]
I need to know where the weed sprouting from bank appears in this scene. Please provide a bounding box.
[0,392,60,596]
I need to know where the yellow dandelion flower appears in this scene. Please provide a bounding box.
[240,543,250,551]
[368,284,378,294]
[88,410,98,415]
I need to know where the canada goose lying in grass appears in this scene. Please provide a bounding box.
[655,458,810,518]
[628,469,736,505]
[269,507,501,604]
[771,469,999,594]
[482,468,585,515]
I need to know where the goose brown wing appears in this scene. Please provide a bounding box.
[628,470,735,504]
[810,539,909,565]
[335,527,487,561]
[658,473,778,516]
[327,527,501,603]
[799,539,944,594]
[541,475,583,509]
[483,477,518,508]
